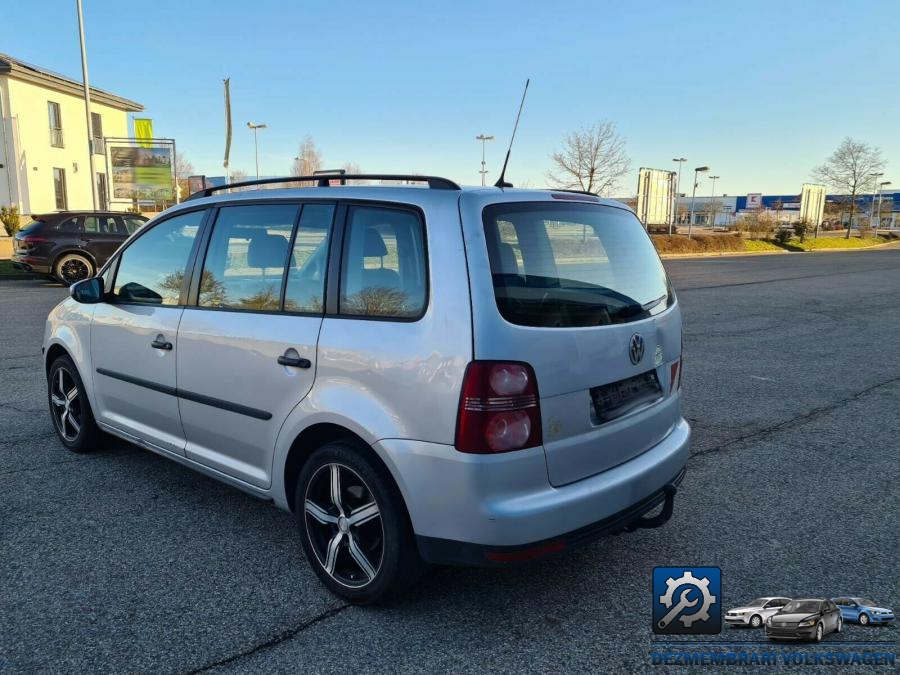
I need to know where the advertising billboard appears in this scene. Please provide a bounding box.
[108,144,174,201]
[799,183,826,226]
[636,168,675,227]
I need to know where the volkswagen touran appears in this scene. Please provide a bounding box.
[44,175,690,603]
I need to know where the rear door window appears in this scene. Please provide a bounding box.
[482,202,671,327]
[338,205,427,319]
[83,216,119,234]
[198,204,296,310]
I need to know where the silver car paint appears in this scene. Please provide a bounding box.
[45,185,690,550]
[726,598,790,625]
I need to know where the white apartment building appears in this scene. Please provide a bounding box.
[0,53,143,216]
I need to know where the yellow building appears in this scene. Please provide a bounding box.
[0,53,143,216]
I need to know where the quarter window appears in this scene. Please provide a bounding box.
[113,210,204,304]
[122,216,146,234]
[284,203,334,313]
[198,204,296,310]
[339,206,426,318]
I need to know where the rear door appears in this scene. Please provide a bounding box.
[81,215,127,266]
[468,196,682,486]
[91,208,208,453]
[175,202,334,488]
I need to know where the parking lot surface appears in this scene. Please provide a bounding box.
[1,249,898,672]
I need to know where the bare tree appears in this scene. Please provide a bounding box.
[174,152,194,200]
[812,138,886,239]
[291,136,323,178]
[547,121,631,196]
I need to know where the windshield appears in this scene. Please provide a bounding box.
[746,598,769,607]
[781,601,821,614]
[482,202,671,328]
[855,599,876,607]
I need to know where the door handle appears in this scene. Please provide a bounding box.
[278,353,311,368]
[151,337,173,351]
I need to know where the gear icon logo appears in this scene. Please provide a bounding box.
[652,567,722,634]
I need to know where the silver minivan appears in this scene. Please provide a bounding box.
[44,175,689,603]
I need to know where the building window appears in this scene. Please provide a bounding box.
[48,101,64,147]
[91,112,103,154]
[53,168,67,210]
[97,173,108,209]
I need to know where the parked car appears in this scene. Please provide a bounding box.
[42,175,690,603]
[725,597,791,628]
[832,597,895,625]
[766,599,842,642]
[12,211,148,284]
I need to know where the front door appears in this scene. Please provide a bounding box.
[176,202,334,488]
[91,208,207,454]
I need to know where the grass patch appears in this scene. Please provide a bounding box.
[743,239,788,252]
[651,234,746,254]
[792,236,892,251]
[0,259,19,275]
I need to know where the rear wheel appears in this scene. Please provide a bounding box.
[294,440,423,604]
[48,355,102,452]
[54,253,94,286]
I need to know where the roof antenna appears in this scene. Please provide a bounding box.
[494,78,530,188]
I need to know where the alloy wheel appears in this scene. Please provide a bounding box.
[751,615,761,628]
[50,367,82,442]
[304,463,384,588]
[860,614,868,626]
[59,256,91,284]
[816,624,823,642]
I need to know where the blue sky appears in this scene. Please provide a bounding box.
[6,0,898,195]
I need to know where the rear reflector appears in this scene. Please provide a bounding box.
[455,361,542,453]
[485,539,566,563]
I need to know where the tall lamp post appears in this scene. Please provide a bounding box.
[247,121,267,181]
[476,134,494,186]
[708,175,720,228]
[876,180,891,234]
[688,166,709,238]
[75,0,98,210]
[870,172,884,235]
[671,157,686,235]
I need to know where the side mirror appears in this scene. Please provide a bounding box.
[70,277,104,304]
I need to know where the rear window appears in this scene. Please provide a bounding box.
[18,220,46,235]
[482,202,671,328]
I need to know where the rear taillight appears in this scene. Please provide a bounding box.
[20,235,47,248]
[455,361,542,454]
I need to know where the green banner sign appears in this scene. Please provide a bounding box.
[110,145,174,200]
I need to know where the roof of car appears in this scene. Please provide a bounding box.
[35,211,147,219]
[176,184,631,212]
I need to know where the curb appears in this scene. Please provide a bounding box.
[0,273,41,281]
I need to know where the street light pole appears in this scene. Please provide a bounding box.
[75,0,98,210]
[476,134,494,186]
[876,180,891,235]
[870,172,884,236]
[708,175,720,228]
[247,122,267,181]
[688,166,709,239]
[671,157,686,235]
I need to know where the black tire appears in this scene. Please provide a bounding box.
[859,613,869,626]
[750,614,763,628]
[294,440,423,604]
[54,253,94,286]
[48,355,102,453]
[836,616,842,633]
[814,622,824,642]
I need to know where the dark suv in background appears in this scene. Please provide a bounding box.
[12,211,147,284]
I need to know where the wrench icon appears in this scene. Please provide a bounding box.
[658,588,698,629]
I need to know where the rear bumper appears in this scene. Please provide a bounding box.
[376,417,690,563]
[10,255,51,275]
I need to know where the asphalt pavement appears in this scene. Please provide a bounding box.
[1,249,898,673]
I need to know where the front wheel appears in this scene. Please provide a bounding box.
[54,253,94,286]
[814,623,823,642]
[48,355,102,452]
[836,617,842,633]
[750,614,762,628]
[295,440,423,604]
[859,613,869,626]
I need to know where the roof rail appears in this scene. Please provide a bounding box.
[187,174,461,200]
